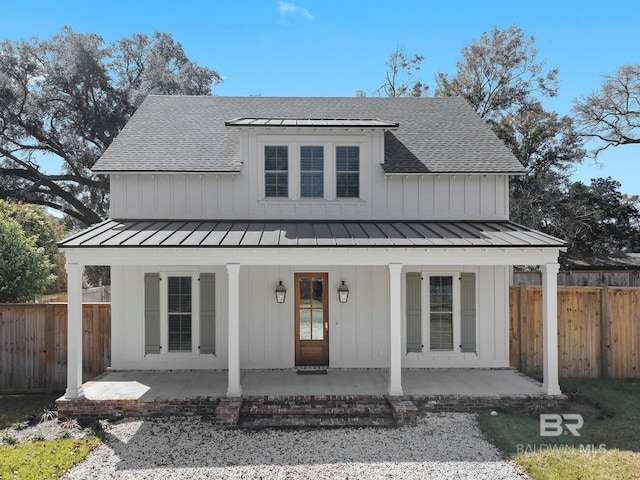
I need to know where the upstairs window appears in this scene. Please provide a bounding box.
[300,146,324,198]
[336,146,359,198]
[265,146,288,197]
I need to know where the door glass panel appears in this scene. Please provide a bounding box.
[298,275,325,341]
[299,277,310,305]
[311,277,323,307]
[299,309,311,340]
[312,309,324,340]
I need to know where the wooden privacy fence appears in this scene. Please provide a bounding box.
[0,303,110,393]
[510,285,640,378]
[2,288,639,393]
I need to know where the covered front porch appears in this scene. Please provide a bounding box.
[59,219,566,406]
[57,368,562,425]
[66,368,548,399]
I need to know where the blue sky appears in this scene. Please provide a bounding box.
[1,0,638,195]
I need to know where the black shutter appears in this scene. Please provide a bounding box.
[199,273,216,354]
[144,273,161,354]
[406,272,422,353]
[460,272,476,353]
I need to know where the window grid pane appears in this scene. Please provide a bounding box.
[336,146,359,198]
[168,314,192,351]
[300,146,324,198]
[265,146,288,197]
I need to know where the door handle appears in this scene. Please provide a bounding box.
[325,322,328,330]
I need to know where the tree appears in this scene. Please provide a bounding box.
[434,24,559,121]
[0,214,52,302]
[0,199,67,294]
[373,47,429,97]
[573,63,640,156]
[555,178,640,254]
[495,102,585,232]
[0,27,221,226]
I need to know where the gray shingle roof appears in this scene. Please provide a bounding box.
[92,95,525,174]
[59,219,565,249]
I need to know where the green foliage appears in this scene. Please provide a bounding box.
[435,24,640,254]
[0,393,60,429]
[573,63,640,157]
[0,27,221,226]
[0,199,67,294]
[2,431,17,445]
[0,215,52,302]
[0,437,100,479]
[84,265,110,287]
[514,448,640,480]
[499,103,584,239]
[479,379,640,480]
[559,179,640,254]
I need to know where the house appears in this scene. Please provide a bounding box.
[59,95,565,401]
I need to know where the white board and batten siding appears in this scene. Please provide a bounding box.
[110,173,508,221]
[109,130,509,221]
[110,264,509,370]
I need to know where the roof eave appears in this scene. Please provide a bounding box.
[383,170,526,176]
[92,169,242,174]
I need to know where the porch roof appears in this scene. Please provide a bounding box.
[59,219,565,249]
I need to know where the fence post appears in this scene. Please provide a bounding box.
[600,285,609,379]
[44,304,55,393]
[518,283,527,373]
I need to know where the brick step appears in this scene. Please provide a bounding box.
[240,404,393,417]
[238,415,397,429]
[238,397,398,428]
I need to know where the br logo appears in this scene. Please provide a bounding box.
[540,414,583,437]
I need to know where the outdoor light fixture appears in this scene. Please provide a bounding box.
[275,281,287,303]
[337,281,350,303]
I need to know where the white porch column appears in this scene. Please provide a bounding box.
[388,263,404,396]
[226,263,242,397]
[65,262,84,399]
[542,263,562,395]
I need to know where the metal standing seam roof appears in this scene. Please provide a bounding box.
[224,118,400,128]
[59,220,566,249]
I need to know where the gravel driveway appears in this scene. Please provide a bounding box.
[64,413,527,479]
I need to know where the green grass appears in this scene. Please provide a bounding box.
[0,437,100,479]
[0,393,61,429]
[479,378,640,480]
[0,393,100,479]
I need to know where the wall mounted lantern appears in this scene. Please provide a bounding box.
[275,281,287,303]
[337,281,350,303]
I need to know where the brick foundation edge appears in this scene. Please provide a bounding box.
[57,393,566,427]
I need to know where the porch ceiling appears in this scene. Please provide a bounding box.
[60,219,565,249]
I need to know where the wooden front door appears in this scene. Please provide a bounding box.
[295,273,329,366]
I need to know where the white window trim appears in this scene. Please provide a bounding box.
[258,134,367,202]
[159,272,200,356]
[421,272,461,354]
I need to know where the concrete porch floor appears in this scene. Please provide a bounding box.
[77,368,546,401]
